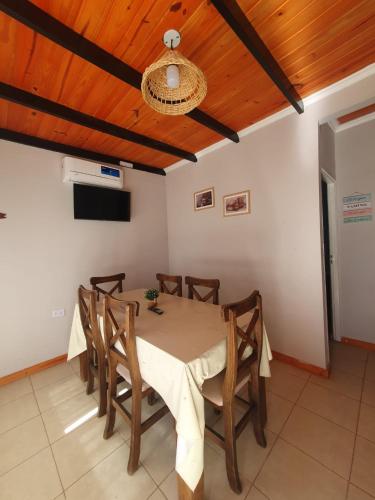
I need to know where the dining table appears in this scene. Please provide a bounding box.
[67,289,272,499]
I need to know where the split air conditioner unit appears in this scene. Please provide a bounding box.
[62,157,123,189]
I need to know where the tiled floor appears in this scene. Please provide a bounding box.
[0,343,374,499]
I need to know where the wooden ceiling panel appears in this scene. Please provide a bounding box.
[0,0,374,168]
[0,99,176,167]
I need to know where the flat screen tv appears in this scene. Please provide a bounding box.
[74,184,131,222]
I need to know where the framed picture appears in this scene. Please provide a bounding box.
[194,187,215,211]
[223,190,250,217]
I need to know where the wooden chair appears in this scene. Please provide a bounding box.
[185,276,220,305]
[156,273,182,297]
[90,273,126,300]
[202,290,267,493]
[78,285,107,417]
[103,294,169,474]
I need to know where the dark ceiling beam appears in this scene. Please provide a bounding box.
[0,128,166,176]
[0,82,197,162]
[0,0,240,143]
[211,0,304,114]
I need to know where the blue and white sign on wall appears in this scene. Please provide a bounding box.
[343,193,372,224]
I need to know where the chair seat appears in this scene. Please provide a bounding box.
[202,369,250,407]
[116,364,149,392]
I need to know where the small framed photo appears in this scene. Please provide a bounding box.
[194,187,215,211]
[223,190,250,217]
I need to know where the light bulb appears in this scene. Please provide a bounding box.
[166,64,179,89]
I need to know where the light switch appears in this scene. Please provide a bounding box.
[52,309,65,318]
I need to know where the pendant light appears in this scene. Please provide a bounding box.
[141,30,207,116]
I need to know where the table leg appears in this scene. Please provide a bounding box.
[79,351,88,382]
[177,473,204,500]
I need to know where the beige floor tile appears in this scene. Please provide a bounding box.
[34,374,85,412]
[347,484,375,500]
[281,406,355,479]
[365,353,375,382]
[255,439,347,500]
[148,490,167,500]
[64,444,157,500]
[31,363,74,390]
[270,359,310,380]
[310,368,362,400]
[330,343,367,378]
[358,403,375,444]
[0,377,33,406]
[0,416,49,476]
[245,487,268,500]
[42,392,98,443]
[208,416,276,483]
[0,392,39,434]
[351,436,375,497]
[362,379,375,407]
[267,369,306,403]
[265,392,293,434]
[52,415,124,488]
[330,342,368,362]
[160,446,252,500]
[0,447,62,500]
[139,414,176,485]
[298,382,359,431]
[55,495,66,500]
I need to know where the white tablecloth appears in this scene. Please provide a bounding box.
[68,292,272,492]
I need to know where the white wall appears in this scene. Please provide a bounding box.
[335,120,375,344]
[0,140,169,377]
[319,123,336,179]
[166,71,375,369]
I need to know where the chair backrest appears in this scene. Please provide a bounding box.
[185,276,220,305]
[90,273,126,300]
[78,285,105,358]
[156,273,182,297]
[103,294,142,390]
[221,290,263,399]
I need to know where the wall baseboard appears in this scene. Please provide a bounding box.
[0,354,67,386]
[341,337,375,351]
[272,350,330,378]
[0,348,331,387]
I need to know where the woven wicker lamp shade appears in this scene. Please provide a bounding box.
[141,49,207,116]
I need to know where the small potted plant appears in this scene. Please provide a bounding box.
[145,288,159,309]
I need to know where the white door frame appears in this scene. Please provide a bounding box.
[321,169,341,341]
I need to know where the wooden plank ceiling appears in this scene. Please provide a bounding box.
[0,0,374,170]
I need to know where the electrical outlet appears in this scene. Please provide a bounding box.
[52,309,65,318]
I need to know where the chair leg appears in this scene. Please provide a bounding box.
[127,388,142,475]
[147,389,157,406]
[97,360,107,418]
[249,364,267,448]
[86,345,94,395]
[259,376,267,426]
[103,365,117,439]
[223,402,242,494]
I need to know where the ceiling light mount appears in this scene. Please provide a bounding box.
[163,29,181,49]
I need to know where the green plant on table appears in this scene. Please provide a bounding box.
[145,288,159,301]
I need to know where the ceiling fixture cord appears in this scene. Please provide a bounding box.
[141,30,207,115]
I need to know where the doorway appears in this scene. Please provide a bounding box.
[321,178,333,338]
[320,171,340,341]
